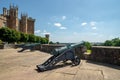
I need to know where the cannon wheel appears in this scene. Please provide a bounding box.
[72,56,80,66]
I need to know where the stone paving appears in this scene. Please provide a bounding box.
[0,49,120,80]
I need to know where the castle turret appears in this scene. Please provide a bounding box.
[45,34,50,44]
[3,7,7,16]
[27,17,35,34]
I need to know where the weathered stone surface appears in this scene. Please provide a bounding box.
[90,46,120,65]
[40,44,65,53]
[0,49,120,80]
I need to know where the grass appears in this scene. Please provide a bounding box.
[86,50,92,54]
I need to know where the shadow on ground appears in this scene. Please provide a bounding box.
[86,60,120,70]
[35,62,76,72]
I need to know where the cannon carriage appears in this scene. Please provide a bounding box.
[36,42,87,71]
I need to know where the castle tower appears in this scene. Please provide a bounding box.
[0,4,35,34]
[27,17,35,34]
[19,14,28,33]
[19,14,35,34]
[7,5,19,30]
[45,34,50,44]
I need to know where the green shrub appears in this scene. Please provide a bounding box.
[0,40,3,44]
[0,27,49,44]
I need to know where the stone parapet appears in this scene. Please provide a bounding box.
[40,44,65,53]
[89,46,120,65]
[0,44,4,49]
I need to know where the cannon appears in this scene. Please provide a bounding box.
[15,44,25,48]
[18,43,41,52]
[36,42,87,71]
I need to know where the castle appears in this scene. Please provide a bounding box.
[0,5,35,34]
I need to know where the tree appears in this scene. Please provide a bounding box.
[49,41,54,44]
[0,27,21,43]
[20,33,28,42]
[41,38,48,44]
[83,41,91,50]
[103,38,120,46]
[10,29,21,43]
[111,38,120,46]
[104,40,113,46]
[0,27,50,44]
[28,34,36,43]
[0,27,10,42]
[35,36,41,43]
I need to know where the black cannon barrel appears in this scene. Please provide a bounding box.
[50,42,84,56]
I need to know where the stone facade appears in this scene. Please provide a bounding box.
[0,14,7,28]
[0,5,35,34]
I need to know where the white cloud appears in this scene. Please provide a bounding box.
[43,32,51,35]
[62,16,66,20]
[90,21,96,27]
[81,22,87,26]
[54,23,62,27]
[89,21,97,30]
[54,22,67,30]
[43,30,47,33]
[73,32,78,35]
[35,30,40,34]
[60,27,67,30]
[92,27,97,30]
[43,30,51,35]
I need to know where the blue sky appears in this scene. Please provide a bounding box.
[0,0,120,43]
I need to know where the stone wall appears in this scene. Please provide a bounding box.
[0,44,4,49]
[40,44,65,53]
[89,46,120,65]
[0,43,16,49]
[4,43,16,49]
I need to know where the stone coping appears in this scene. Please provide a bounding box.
[42,44,65,47]
[92,46,120,49]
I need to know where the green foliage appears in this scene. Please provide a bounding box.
[41,38,48,44]
[0,27,10,42]
[0,27,49,44]
[0,27,21,43]
[83,41,92,49]
[87,50,91,54]
[35,36,41,43]
[20,33,28,42]
[11,29,21,42]
[49,41,54,44]
[28,34,36,43]
[111,38,120,46]
[104,40,112,46]
[0,40,3,44]
[56,42,60,44]
[104,38,120,46]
